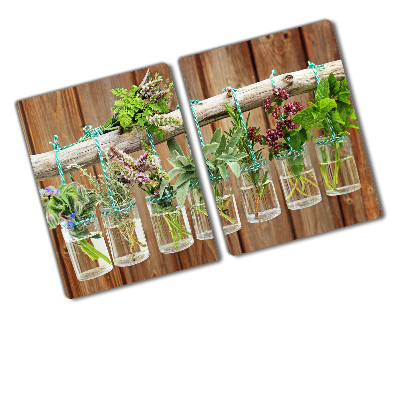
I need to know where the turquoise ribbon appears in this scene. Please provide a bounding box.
[84,125,118,211]
[49,135,66,184]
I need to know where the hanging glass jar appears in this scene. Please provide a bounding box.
[236,158,281,223]
[100,199,149,267]
[274,147,322,210]
[211,177,241,234]
[146,192,194,254]
[313,135,361,196]
[61,213,113,281]
[187,183,213,240]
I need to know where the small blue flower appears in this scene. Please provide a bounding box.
[45,187,53,193]
[68,221,74,229]
[55,188,60,195]
[70,211,76,219]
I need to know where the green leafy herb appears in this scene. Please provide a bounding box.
[103,73,181,140]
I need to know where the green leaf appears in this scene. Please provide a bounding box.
[211,135,226,164]
[211,128,222,144]
[227,161,241,177]
[176,180,191,208]
[174,171,194,188]
[167,138,184,157]
[202,143,219,156]
[218,164,227,179]
[217,154,241,162]
[159,179,169,198]
[176,155,188,166]
[227,127,244,149]
[297,128,308,143]
[291,154,304,177]
[168,167,183,180]
[319,98,337,113]
[315,80,330,104]
[290,134,301,151]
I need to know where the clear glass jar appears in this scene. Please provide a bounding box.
[61,214,113,281]
[101,199,149,267]
[313,135,361,196]
[236,159,281,223]
[274,147,322,210]
[187,184,213,240]
[146,193,194,254]
[212,177,241,235]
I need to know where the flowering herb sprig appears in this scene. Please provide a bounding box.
[263,87,308,160]
[40,183,110,263]
[107,144,191,239]
[108,143,171,199]
[103,73,181,140]
[77,157,147,258]
[224,104,273,219]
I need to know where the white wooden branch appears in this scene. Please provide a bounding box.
[32,60,344,181]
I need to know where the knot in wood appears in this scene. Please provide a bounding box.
[284,74,294,83]
[225,88,233,97]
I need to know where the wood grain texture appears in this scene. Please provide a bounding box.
[18,63,218,298]
[300,20,381,224]
[179,20,381,255]
[31,60,345,181]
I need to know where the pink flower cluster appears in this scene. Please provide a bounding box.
[247,126,264,144]
[282,102,303,116]
[262,87,303,156]
[271,87,289,101]
[109,146,157,187]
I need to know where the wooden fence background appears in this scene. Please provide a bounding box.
[179,20,381,255]
[17,63,218,299]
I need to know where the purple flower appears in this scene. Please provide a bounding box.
[271,106,282,120]
[247,127,257,141]
[135,172,151,185]
[282,101,303,116]
[272,87,289,101]
[70,211,76,219]
[264,97,272,111]
[67,220,74,229]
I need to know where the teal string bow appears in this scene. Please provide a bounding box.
[84,125,117,212]
[49,135,66,185]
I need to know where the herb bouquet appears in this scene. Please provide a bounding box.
[103,72,181,141]
[263,87,322,210]
[224,104,281,223]
[167,126,247,237]
[77,156,150,267]
[40,183,113,281]
[293,73,361,196]
[109,144,194,254]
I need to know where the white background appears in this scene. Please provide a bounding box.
[1,1,398,399]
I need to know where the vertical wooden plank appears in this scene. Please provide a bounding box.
[74,64,218,284]
[249,28,345,237]
[181,43,296,255]
[18,89,124,298]
[179,56,246,255]
[300,20,381,224]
